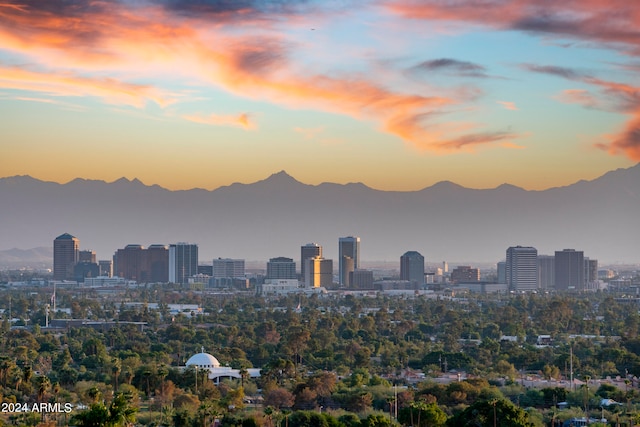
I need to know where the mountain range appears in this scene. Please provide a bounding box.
[1,165,639,268]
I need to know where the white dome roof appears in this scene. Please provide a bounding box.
[186,352,220,369]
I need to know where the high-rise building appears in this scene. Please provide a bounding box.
[113,244,145,281]
[585,258,598,283]
[113,244,168,283]
[212,258,245,278]
[537,255,555,290]
[506,246,538,291]
[300,243,322,280]
[450,265,480,284]
[555,249,584,290]
[266,257,296,280]
[98,260,113,277]
[341,256,355,287]
[497,261,506,284]
[53,233,80,280]
[147,244,169,283]
[350,269,374,289]
[169,243,198,284]
[339,236,360,286]
[400,251,425,285]
[305,257,333,288]
[79,250,96,263]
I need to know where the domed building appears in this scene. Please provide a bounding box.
[186,351,221,370]
[184,348,261,383]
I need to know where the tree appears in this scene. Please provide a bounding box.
[264,387,295,410]
[447,398,534,427]
[70,392,137,427]
[398,402,447,427]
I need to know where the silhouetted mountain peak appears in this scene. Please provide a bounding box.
[422,180,465,192]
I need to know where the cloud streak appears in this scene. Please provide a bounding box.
[522,62,640,159]
[412,58,491,78]
[183,112,256,129]
[0,0,518,152]
[0,65,176,108]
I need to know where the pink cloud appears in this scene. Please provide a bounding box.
[0,1,518,152]
[497,101,518,111]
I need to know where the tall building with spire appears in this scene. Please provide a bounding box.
[53,233,79,280]
[339,236,360,286]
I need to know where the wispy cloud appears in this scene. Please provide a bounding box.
[0,65,176,108]
[387,0,640,55]
[497,101,518,111]
[432,130,518,152]
[0,0,519,153]
[520,64,584,80]
[522,62,640,159]
[183,112,256,129]
[412,58,490,78]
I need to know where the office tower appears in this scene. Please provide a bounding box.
[339,236,360,286]
[266,257,296,279]
[79,250,96,263]
[400,251,425,285]
[301,243,322,280]
[450,265,480,284]
[497,261,506,284]
[169,243,198,284]
[443,261,449,273]
[98,260,113,277]
[73,262,100,282]
[147,244,169,283]
[305,257,333,288]
[537,255,555,290]
[113,244,168,283]
[350,269,374,289]
[53,233,80,280]
[555,249,584,290]
[113,244,145,281]
[212,258,245,278]
[341,256,355,287]
[585,258,598,282]
[506,246,538,291]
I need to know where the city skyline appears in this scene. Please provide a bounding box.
[2,1,640,192]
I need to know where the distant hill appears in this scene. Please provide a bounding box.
[0,247,52,269]
[0,165,638,267]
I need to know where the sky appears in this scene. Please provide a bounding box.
[1,0,640,191]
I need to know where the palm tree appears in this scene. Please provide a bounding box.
[36,375,51,403]
[112,357,121,392]
[107,392,137,427]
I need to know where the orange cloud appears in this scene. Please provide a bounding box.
[597,117,640,161]
[183,112,256,129]
[0,1,516,152]
[0,65,176,108]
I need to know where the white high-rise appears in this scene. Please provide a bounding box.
[506,246,538,291]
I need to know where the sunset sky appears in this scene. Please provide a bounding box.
[1,0,639,191]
